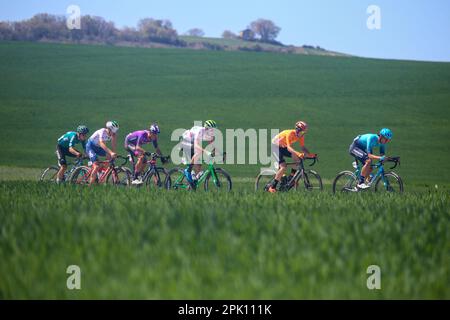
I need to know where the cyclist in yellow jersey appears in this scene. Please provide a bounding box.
[268,121,317,193]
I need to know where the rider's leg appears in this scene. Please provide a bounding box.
[360,159,372,184]
[274,162,287,182]
[57,164,67,182]
[134,154,145,179]
[89,162,100,184]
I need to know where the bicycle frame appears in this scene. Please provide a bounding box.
[172,159,218,189]
[353,160,385,186]
[81,156,128,184]
[278,157,317,191]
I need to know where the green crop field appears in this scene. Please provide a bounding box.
[0,41,449,299]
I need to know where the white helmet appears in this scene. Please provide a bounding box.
[106,120,119,133]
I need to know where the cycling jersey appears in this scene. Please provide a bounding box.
[181,126,214,146]
[57,132,86,150]
[88,128,113,147]
[125,130,158,148]
[354,134,386,154]
[272,130,305,148]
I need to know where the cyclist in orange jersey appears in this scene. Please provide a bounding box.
[268,121,317,193]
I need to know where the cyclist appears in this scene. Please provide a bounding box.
[349,128,393,189]
[268,121,316,193]
[55,125,89,183]
[86,121,119,184]
[124,123,166,185]
[180,120,217,186]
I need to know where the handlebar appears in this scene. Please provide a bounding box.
[387,156,400,169]
[144,152,171,164]
[305,156,318,167]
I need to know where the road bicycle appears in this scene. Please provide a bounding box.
[39,156,86,182]
[166,153,231,192]
[332,156,403,193]
[123,152,170,189]
[255,156,323,192]
[69,155,131,186]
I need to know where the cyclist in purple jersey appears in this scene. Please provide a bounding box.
[124,123,165,184]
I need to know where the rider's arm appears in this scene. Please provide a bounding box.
[152,139,162,155]
[99,137,113,155]
[285,134,301,157]
[111,134,117,153]
[68,135,82,157]
[68,147,82,157]
[367,138,384,160]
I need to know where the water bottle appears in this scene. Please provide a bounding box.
[191,170,197,180]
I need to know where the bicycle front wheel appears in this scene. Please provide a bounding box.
[374,172,403,193]
[69,166,91,185]
[204,168,232,192]
[145,168,169,190]
[296,170,323,192]
[105,167,131,187]
[40,166,59,182]
[332,171,358,194]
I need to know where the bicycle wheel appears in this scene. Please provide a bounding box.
[69,166,91,185]
[40,166,59,182]
[374,172,403,193]
[145,168,169,190]
[255,172,275,192]
[296,170,323,192]
[204,168,232,192]
[105,167,131,187]
[167,167,192,190]
[332,171,358,194]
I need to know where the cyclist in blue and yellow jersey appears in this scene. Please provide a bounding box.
[86,120,119,184]
[56,125,89,183]
[349,128,393,189]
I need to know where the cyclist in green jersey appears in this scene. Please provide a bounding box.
[56,125,89,183]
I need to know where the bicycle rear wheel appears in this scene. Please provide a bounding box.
[204,168,232,192]
[255,172,275,192]
[40,166,59,182]
[375,172,403,193]
[332,171,358,194]
[105,167,131,187]
[166,167,192,190]
[69,166,90,185]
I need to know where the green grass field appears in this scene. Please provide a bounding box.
[0,41,449,298]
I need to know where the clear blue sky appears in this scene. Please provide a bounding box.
[1,0,449,62]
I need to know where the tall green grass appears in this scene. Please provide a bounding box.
[0,182,448,299]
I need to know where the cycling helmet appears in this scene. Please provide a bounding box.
[295,121,308,131]
[149,123,160,134]
[204,120,217,128]
[106,120,119,133]
[76,125,89,135]
[379,128,393,140]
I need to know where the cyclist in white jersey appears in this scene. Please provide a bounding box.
[86,121,119,184]
[180,120,217,184]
